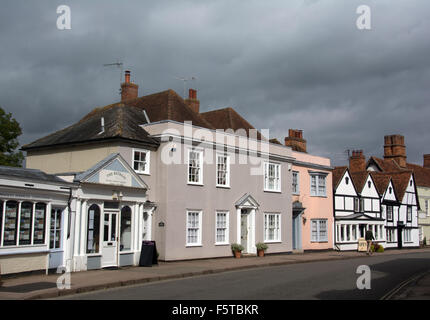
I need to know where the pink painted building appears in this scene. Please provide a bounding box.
[279,130,334,251]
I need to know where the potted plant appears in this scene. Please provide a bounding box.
[256,242,268,257]
[231,243,244,258]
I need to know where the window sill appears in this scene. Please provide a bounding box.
[187,182,204,187]
[86,253,102,257]
[263,189,282,194]
[264,240,282,244]
[136,171,150,176]
[215,242,230,246]
[310,241,329,243]
[120,250,133,254]
[310,195,327,198]
[186,244,202,248]
[216,185,231,189]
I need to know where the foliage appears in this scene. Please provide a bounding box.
[0,106,24,167]
[371,243,384,253]
[231,243,244,252]
[255,242,268,251]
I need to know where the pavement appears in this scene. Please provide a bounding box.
[1,247,430,300]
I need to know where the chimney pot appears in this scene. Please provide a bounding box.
[349,149,365,172]
[285,129,306,153]
[121,70,139,102]
[185,88,200,113]
[383,134,407,168]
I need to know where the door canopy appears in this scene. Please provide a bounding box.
[235,193,259,209]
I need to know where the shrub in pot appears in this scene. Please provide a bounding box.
[231,243,245,258]
[256,242,268,257]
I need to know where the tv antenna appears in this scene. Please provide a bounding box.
[103,60,124,95]
[172,76,197,99]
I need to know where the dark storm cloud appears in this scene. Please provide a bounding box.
[0,0,429,166]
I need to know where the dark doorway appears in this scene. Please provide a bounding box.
[397,227,403,249]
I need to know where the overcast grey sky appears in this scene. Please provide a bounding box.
[0,0,429,166]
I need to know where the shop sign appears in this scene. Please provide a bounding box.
[99,170,132,187]
[358,238,367,252]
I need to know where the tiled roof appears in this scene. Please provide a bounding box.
[350,171,370,194]
[369,172,392,196]
[368,157,403,172]
[333,166,348,189]
[269,138,282,145]
[22,104,160,150]
[0,165,70,185]
[368,156,430,188]
[390,171,414,201]
[25,89,267,151]
[406,163,430,188]
[200,107,266,140]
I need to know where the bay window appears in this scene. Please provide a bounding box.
[19,202,33,245]
[120,206,132,251]
[3,201,18,246]
[310,173,326,197]
[311,219,328,242]
[87,204,101,254]
[50,208,62,249]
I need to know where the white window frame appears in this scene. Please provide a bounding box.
[310,173,327,197]
[404,229,412,242]
[264,213,281,243]
[292,171,299,195]
[186,210,202,247]
[216,154,230,188]
[215,211,229,245]
[311,219,328,242]
[132,148,150,175]
[426,200,429,217]
[187,149,203,185]
[407,206,412,222]
[264,162,281,192]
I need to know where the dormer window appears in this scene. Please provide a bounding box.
[368,181,371,188]
[389,187,392,194]
[345,177,349,185]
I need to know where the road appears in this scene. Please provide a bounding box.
[60,251,430,300]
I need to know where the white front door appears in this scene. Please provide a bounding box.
[101,212,118,268]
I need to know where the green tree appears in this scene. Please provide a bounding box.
[0,106,24,167]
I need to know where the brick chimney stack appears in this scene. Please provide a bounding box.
[121,70,139,102]
[349,150,366,172]
[383,134,407,168]
[423,155,430,169]
[284,129,307,153]
[185,89,200,113]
